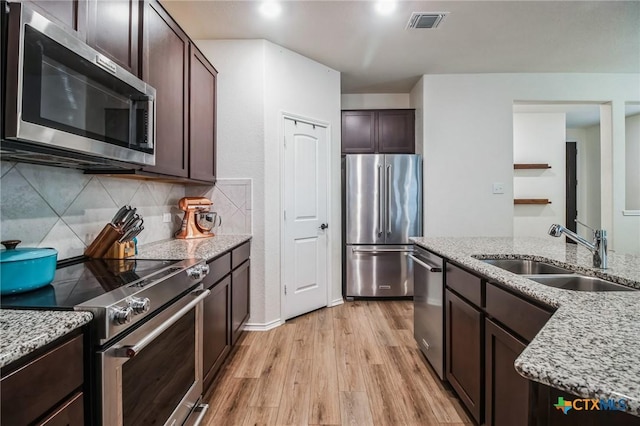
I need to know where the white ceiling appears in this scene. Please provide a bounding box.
[161,0,640,94]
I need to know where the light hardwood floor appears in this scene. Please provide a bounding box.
[202,300,473,426]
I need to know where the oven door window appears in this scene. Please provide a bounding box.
[21,25,151,153]
[121,309,195,426]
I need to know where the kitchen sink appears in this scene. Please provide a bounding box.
[525,275,637,292]
[482,259,574,275]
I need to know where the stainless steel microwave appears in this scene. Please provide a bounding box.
[2,3,156,168]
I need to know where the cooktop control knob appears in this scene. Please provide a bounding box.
[187,265,204,280]
[201,264,210,275]
[129,297,150,314]
[111,306,133,325]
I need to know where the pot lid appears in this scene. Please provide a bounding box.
[0,240,57,262]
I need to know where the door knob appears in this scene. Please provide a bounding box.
[319,223,329,230]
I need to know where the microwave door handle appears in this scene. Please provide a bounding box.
[114,288,210,358]
[130,95,154,150]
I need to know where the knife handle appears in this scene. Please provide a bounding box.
[84,224,123,258]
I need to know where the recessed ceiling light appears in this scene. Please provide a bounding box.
[260,1,281,18]
[375,0,397,16]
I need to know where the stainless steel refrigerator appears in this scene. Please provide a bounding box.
[345,154,422,298]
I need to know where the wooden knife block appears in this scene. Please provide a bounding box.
[105,241,136,259]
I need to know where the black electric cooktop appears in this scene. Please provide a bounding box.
[1,258,181,310]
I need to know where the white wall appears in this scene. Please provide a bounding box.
[626,113,640,210]
[410,77,424,157]
[513,113,566,237]
[195,39,341,327]
[263,42,342,322]
[566,126,601,238]
[341,93,410,109]
[193,40,268,324]
[419,73,639,254]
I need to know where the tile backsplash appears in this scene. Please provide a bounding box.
[0,162,185,259]
[186,178,252,235]
[0,162,253,260]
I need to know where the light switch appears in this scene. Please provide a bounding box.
[162,213,172,223]
[492,183,505,194]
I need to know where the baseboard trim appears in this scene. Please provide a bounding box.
[243,318,283,331]
[329,297,345,307]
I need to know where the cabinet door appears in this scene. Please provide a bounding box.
[1,334,83,425]
[342,110,376,153]
[203,275,231,391]
[26,1,86,36]
[189,45,217,183]
[485,318,529,426]
[86,0,141,76]
[142,0,189,177]
[446,289,483,423]
[377,110,415,154]
[231,260,250,345]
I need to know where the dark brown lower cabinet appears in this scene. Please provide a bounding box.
[231,260,250,345]
[38,392,84,426]
[1,333,85,425]
[202,275,231,391]
[445,289,482,423]
[485,318,529,426]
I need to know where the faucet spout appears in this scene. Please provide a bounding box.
[547,223,607,269]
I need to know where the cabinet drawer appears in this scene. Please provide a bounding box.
[38,392,84,426]
[1,334,83,425]
[486,283,553,342]
[446,262,483,307]
[204,253,231,288]
[232,241,251,269]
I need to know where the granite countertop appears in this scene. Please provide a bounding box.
[136,234,252,261]
[0,310,93,369]
[411,236,640,417]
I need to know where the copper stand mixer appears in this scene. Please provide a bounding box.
[175,197,221,239]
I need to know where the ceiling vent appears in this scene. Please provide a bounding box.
[406,12,447,29]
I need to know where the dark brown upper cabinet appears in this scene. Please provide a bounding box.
[188,45,217,183]
[85,0,142,77]
[342,109,415,154]
[140,1,217,183]
[142,0,189,178]
[26,1,86,36]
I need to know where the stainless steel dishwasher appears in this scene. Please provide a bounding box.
[409,246,445,380]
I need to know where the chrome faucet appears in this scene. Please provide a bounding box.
[548,220,607,269]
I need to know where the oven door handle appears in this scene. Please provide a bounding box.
[115,289,210,358]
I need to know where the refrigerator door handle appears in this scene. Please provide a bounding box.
[377,164,383,237]
[386,164,392,234]
[352,247,414,254]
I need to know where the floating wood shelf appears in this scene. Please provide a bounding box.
[514,163,551,170]
[514,199,552,205]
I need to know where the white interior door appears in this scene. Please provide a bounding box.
[283,118,329,320]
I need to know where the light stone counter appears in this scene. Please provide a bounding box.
[0,310,93,369]
[411,236,640,417]
[136,234,252,261]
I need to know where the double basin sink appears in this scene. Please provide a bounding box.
[482,259,636,292]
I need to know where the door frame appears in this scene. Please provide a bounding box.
[280,111,333,322]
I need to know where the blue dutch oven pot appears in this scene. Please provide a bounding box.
[0,240,58,295]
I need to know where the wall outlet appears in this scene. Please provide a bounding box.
[162,213,172,223]
[492,182,505,194]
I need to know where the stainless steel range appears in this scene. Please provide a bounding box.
[2,257,212,426]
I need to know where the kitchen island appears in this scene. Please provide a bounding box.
[411,236,640,419]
